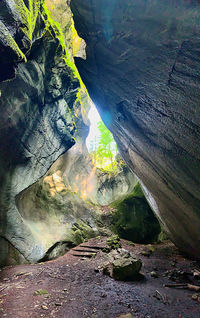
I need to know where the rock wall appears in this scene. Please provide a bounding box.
[0,0,85,264]
[0,0,143,265]
[15,119,139,261]
[54,142,137,207]
[71,0,200,257]
[0,0,164,265]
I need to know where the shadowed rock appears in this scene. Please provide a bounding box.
[71,0,200,257]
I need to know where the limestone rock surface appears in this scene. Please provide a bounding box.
[0,0,83,264]
[71,0,200,257]
[15,130,139,260]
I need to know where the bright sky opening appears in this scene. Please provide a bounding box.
[86,102,102,152]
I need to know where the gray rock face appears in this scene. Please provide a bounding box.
[55,141,137,206]
[0,0,144,265]
[15,132,138,260]
[0,0,163,265]
[0,9,80,262]
[71,0,200,257]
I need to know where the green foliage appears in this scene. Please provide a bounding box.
[132,182,144,198]
[91,121,118,171]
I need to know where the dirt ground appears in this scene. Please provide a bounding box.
[0,238,200,318]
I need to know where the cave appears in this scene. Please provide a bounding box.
[0,0,200,317]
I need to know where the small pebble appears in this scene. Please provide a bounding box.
[150,271,158,278]
[41,305,48,310]
[192,293,198,300]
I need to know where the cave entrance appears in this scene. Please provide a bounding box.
[86,102,118,171]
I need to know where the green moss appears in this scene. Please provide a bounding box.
[127,241,135,246]
[41,3,78,77]
[157,229,168,242]
[110,182,161,244]
[73,229,84,245]
[72,220,97,245]
[106,234,121,250]
[0,22,27,62]
[14,0,40,43]
[132,182,144,198]
[40,2,89,134]
[0,0,40,63]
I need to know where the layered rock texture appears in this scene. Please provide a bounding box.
[16,134,140,262]
[0,0,86,265]
[1,0,158,265]
[71,0,200,257]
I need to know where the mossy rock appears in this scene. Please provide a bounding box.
[73,229,85,245]
[112,257,142,281]
[72,220,98,245]
[103,248,142,281]
[106,234,121,250]
[110,182,161,243]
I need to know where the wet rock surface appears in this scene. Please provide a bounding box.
[71,0,200,257]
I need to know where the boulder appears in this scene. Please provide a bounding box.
[103,248,142,281]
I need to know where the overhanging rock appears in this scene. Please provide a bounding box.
[71,0,200,257]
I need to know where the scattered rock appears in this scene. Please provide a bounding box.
[106,235,122,250]
[103,248,142,281]
[167,269,189,282]
[192,293,198,301]
[141,250,151,257]
[41,305,48,310]
[170,262,176,267]
[33,289,49,296]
